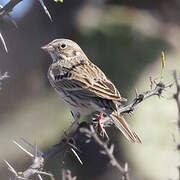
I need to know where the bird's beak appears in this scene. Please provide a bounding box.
[41,44,54,52]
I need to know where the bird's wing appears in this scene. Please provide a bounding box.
[51,60,126,103]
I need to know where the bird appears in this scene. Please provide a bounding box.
[41,38,141,143]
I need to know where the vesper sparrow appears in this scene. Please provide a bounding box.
[42,39,141,143]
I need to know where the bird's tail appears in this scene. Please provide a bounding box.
[110,113,142,143]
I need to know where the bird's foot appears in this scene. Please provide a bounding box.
[97,112,105,137]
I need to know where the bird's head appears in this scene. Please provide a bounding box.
[41,39,85,63]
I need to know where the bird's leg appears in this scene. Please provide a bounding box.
[97,112,104,136]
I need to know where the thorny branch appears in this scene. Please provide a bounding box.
[4,140,53,180]
[5,74,180,180]
[4,122,84,180]
[80,126,130,180]
[0,0,23,17]
[101,75,180,126]
[120,79,178,114]
[0,0,53,53]
[0,0,52,19]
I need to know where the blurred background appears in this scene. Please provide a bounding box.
[0,0,179,179]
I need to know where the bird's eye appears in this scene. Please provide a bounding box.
[60,43,67,49]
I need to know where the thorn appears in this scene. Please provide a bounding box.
[68,142,81,153]
[99,150,106,155]
[85,139,91,143]
[149,76,154,89]
[38,0,52,21]
[35,143,38,158]
[13,140,34,157]
[90,125,95,133]
[38,174,43,180]
[54,0,64,3]
[7,14,18,28]
[21,138,43,156]
[92,117,97,121]
[70,148,83,165]
[109,144,114,154]
[4,160,18,176]
[0,31,8,53]
[128,111,134,117]
[84,133,91,138]
[124,162,128,172]
[160,94,165,98]
[64,130,68,137]
[135,88,139,97]
[37,171,53,177]
[103,129,109,140]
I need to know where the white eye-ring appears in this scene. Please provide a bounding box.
[60,43,67,49]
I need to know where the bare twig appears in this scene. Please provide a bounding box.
[80,125,130,180]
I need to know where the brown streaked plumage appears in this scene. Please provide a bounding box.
[42,38,141,143]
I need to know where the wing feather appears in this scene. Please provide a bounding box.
[49,59,126,102]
